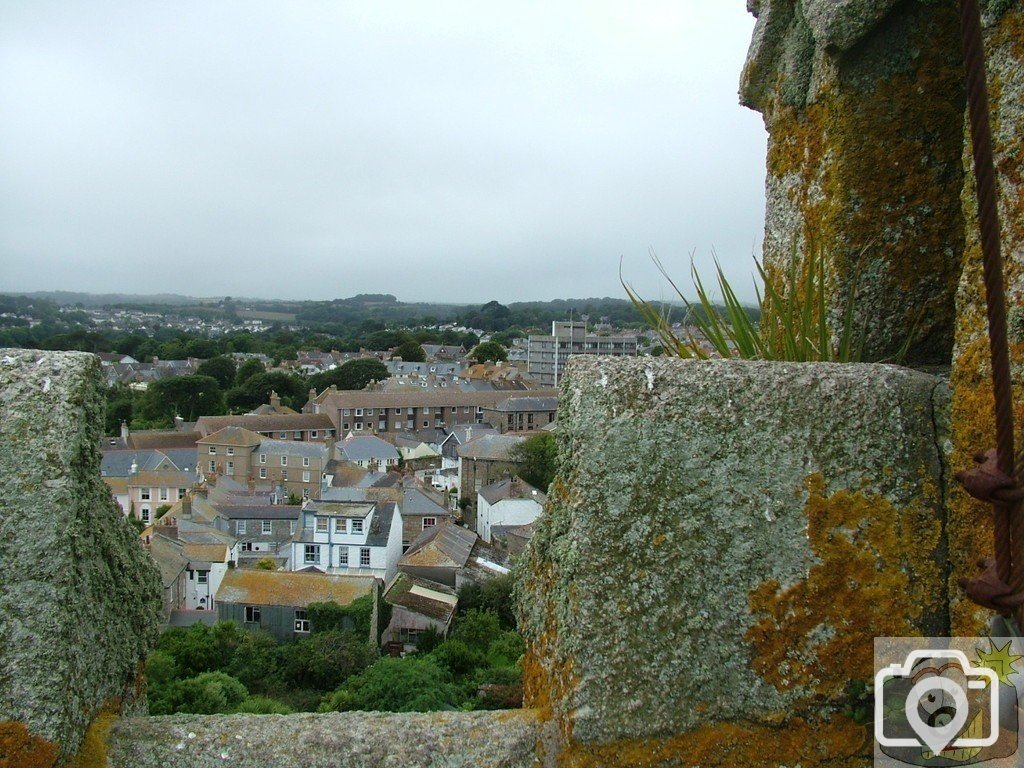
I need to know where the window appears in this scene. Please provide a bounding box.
[360,548,371,567]
[304,544,319,564]
[423,407,430,415]
[343,409,351,416]
[208,460,216,473]
[245,606,261,623]
[463,407,470,414]
[279,432,287,439]
[316,517,328,533]
[226,461,234,475]
[407,407,415,415]
[367,409,374,416]
[423,517,437,529]
[343,423,350,430]
[259,467,267,479]
[140,488,150,501]
[282,469,288,480]
[334,518,346,533]
[302,471,310,483]
[159,488,169,501]
[352,519,364,534]
[237,520,247,534]
[354,408,363,416]
[178,488,186,499]
[355,422,363,431]
[281,456,288,466]
[399,627,421,644]
[302,457,310,467]
[423,421,429,428]
[141,507,151,523]
[289,521,296,535]
[302,487,309,500]
[394,423,401,430]
[262,520,272,535]
[197,571,208,584]
[259,453,266,464]
[241,541,254,552]
[294,609,310,633]
[227,447,234,456]
[338,547,349,566]
[310,430,318,438]
[208,446,216,455]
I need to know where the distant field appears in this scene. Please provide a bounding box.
[238,309,297,322]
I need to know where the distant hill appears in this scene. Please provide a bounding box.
[0,291,209,307]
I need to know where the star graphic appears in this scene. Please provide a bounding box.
[975,639,1024,686]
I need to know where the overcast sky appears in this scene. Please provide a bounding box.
[1,1,766,304]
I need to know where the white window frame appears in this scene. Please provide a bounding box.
[141,507,151,523]
[352,518,364,534]
[245,606,261,623]
[334,518,346,533]
[259,467,267,479]
[226,461,234,475]
[197,570,208,584]
[310,430,318,438]
[316,517,328,533]
[338,547,349,566]
[294,610,310,633]
[302,456,310,467]
[262,520,272,535]
[140,488,151,501]
[208,460,216,473]
[359,548,371,567]
[423,517,437,529]
[304,544,319,564]
[279,432,287,439]
[208,446,217,454]
[237,520,247,534]
[227,447,234,456]
[302,471,310,483]
[281,455,288,466]
[355,408,363,416]
[259,453,266,464]
[159,488,169,501]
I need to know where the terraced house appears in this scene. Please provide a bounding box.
[197,426,329,501]
[289,498,403,581]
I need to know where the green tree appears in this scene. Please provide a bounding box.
[103,383,136,436]
[226,371,307,412]
[449,609,503,653]
[469,341,508,364]
[509,432,558,492]
[225,630,285,696]
[235,357,266,385]
[392,341,426,362]
[308,359,388,392]
[167,672,248,715]
[135,374,225,425]
[457,574,517,630]
[285,631,377,693]
[319,656,459,713]
[196,355,237,389]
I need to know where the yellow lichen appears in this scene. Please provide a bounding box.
[746,474,942,700]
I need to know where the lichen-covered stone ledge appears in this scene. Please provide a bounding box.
[104,710,545,768]
[0,349,162,766]
[519,357,949,767]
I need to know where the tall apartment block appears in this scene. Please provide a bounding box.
[526,321,639,386]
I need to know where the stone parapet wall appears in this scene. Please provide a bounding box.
[0,350,162,765]
[519,357,950,766]
[104,710,545,768]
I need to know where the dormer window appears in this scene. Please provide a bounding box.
[352,519,364,534]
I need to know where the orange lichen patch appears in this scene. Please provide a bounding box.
[558,715,869,768]
[0,722,59,768]
[746,475,941,699]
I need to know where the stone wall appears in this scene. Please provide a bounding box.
[742,0,966,364]
[519,357,949,766]
[0,350,162,765]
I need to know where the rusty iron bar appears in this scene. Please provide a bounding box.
[958,0,1018,609]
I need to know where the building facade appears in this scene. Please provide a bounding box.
[526,321,639,386]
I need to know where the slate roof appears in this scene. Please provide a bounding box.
[216,570,376,608]
[120,430,200,450]
[197,413,333,436]
[478,477,547,506]
[312,387,559,410]
[383,572,458,624]
[218,505,302,520]
[401,489,450,517]
[367,502,397,547]
[456,434,525,461]
[399,521,476,570]
[258,440,329,459]
[197,426,263,448]
[182,543,230,564]
[129,469,196,488]
[339,435,399,463]
[485,396,559,413]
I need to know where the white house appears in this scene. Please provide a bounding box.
[182,542,232,611]
[337,435,400,472]
[476,476,547,544]
[289,498,403,582]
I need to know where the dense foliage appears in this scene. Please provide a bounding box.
[146,587,523,716]
[509,433,558,493]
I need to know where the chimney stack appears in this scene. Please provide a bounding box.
[174,415,184,430]
[120,420,130,442]
[181,494,192,519]
[269,390,281,409]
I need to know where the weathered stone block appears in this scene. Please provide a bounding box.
[105,710,543,768]
[0,349,161,764]
[519,357,949,765]
[742,0,966,364]
[948,3,1024,636]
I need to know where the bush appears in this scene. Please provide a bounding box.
[285,631,378,692]
[158,672,249,715]
[430,640,486,677]
[235,696,294,715]
[319,656,459,713]
[449,609,503,653]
